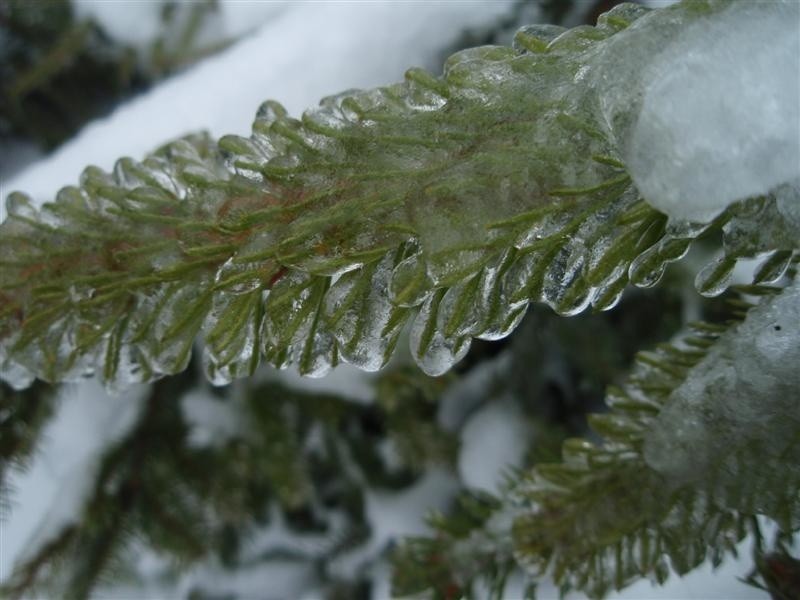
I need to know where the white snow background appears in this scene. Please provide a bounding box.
[0,1,772,598]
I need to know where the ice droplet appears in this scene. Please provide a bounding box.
[591,270,628,312]
[303,104,349,133]
[261,272,331,373]
[215,257,263,295]
[219,134,271,181]
[409,291,471,376]
[102,343,153,393]
[295,329,337,378]
[5,192,37,220]
[628,236,692,288]
[600,1,800,221]
[753,250,794,285]
[541,248,593,316]
[254,99,288,130]
[389,250,434,307]
[0,351,35,391]
[144,281,213,376]
[437,276,483,339]
[324,252,407,371]
[694,255,737,298]
[512,24,567,54]
[201,287,263,386]
[17,315,99,384]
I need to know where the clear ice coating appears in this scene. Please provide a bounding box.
[1,2,799,390]
[643,280,800,490]
[593,0,800,222]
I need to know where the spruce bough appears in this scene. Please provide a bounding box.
[2,1,796,389]
[1,1,798,598]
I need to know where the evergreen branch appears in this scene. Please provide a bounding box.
[2,2,796,389]
[744,527,800,600]
[0,364,458,599]
[392,283,800,599]
[512,282,800,598]
[0,380,56,519]
[392,491,525,600]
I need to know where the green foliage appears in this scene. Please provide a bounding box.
[745,529,800,600]
[0,361,463,600]
[2,2,796,391]
[392,491,520,600]
[1,2,799,599]
[0,380,55,516]
[1,0,130,150]
[391,284,800,599]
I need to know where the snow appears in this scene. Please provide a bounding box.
[0,380,147,581]
[1,0,514,221]
[438,350,512,432]
[330,467,461,583]
[74,0,165,46]
[180,385,245,447]
[74,0,290,49]
[182,560,316,600]
[622,1,800,222]
[261,361,377,405]
[458,394,532,495]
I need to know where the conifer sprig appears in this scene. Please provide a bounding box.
[392,283,800,599]
[0,364,458,599]
[0,380,55,519]
[2,2,796,390]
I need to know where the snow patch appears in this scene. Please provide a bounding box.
[330,467,460,579]
[74,0,164,47]
[74,0,289,49]
[458,394,532,495]
[1,380,147,580]
[180,387,244,446]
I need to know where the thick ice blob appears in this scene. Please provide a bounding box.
[643,280,800,486]
[624,1,800,222]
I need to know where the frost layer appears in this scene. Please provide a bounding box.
[643,281,800,485]
[612,0,800,222]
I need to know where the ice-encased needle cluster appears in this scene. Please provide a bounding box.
[1,1,798,389]
[510,283,800,597]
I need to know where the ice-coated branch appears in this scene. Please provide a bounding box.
[1,1,797,390]
[393,283,800,599]
[512,284,800,598]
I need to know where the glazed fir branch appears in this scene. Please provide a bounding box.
[1,1,797,390]
[393,282,800,599]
